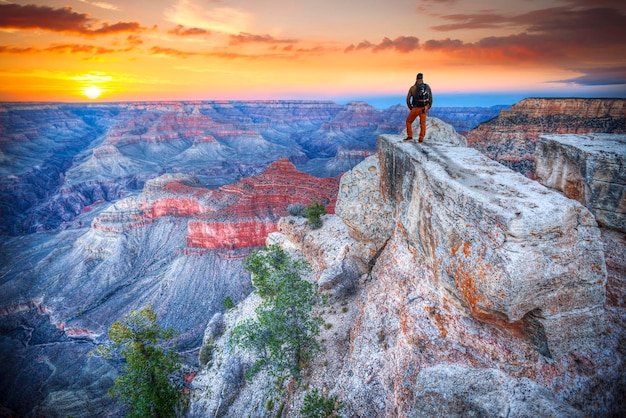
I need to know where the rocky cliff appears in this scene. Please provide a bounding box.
[465,98,625,178]
[190,117,625,417]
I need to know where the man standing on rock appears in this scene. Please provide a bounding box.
[404,73,432,143]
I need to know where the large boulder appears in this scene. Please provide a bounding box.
[369,134,607,358]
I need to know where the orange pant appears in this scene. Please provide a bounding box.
[406,106,427,140]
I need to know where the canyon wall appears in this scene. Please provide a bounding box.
[191,117,624,417]
[465,98,625,178]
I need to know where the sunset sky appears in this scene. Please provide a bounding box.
[1,0,625,106]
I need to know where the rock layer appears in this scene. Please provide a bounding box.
[93,159,339,249]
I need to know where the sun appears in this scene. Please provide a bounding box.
[83,85,103,100]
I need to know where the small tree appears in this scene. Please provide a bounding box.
[304,200,327,229]
[94,306,186,418]
[231,244,323,381]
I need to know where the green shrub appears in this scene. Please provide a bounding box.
[222,296,234,310]
[198,342,214,366]
[300,388,343,418]
[304,200,326,229]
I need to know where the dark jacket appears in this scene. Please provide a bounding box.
[406,80,433,109]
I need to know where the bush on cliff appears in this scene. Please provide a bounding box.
[304,200,327,229]
[94,306,187,418]
[300,388,344,418]
[231,244,323,381]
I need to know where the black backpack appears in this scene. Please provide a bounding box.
[413,83,430,107]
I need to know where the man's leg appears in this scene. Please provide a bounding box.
[418,107,427,142]
[405,108,420,140]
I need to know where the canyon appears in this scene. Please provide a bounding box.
[0,99,624,416]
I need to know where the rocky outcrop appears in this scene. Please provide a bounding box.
[535,133,626,314]
[191,117,624,417]
[374,134,606,357]
[465,98,626,178]
[535,133,626,233]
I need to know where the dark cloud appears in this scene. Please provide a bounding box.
[430,12,512,32]
[556,66,626,86]
[345,36,419,53]
[168,25,211,36]
[423,38,463,50]
[0,3,145,35]
[424,4,626,87]
[431,4,626,46]
[228,33,298,45]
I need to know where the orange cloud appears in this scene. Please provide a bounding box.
[0,46,37,54]
[0,43,130,55]
[0,3,145,36]
[345,36,419,53]
[126,35,144,47]
[168,25,212,36]
[228,32,298,45]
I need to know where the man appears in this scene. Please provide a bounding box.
[404,73,432,143]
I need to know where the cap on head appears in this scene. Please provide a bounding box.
[416,73,423,79]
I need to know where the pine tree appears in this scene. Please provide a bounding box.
[231,244,323,381]
[95,306,186,418]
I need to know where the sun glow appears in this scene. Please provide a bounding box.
[83,85,103,100]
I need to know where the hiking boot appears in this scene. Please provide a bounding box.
[403,137,413,142]
[418,138,424,143]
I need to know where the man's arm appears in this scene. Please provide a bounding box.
[406,87,413,109]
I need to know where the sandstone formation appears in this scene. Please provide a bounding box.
[465,98,625,178]
[93,159,339,249]
[535,133,626,232]
[191,117,624,417]
[534,132,626,317]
